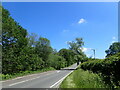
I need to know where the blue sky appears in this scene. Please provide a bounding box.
[2,2,118,58]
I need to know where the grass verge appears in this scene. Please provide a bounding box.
[0,67,55,81]
[60,68,108,88]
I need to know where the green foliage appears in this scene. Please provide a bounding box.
[105,42,120,57]
[18,47,44,71]
[48,54,66,70]
[2,6,28,74]
[81,53,120,88]
[76,54,88,63]
[35,37,53,67]
[0,74,12,80]
[67,38,87,65]
[52,49,58,55]
[68,37,84,55]
[27,33,38,47]
[59,49,76,66]
[60,69,107,88]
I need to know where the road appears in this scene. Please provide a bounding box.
[2,63,78,89]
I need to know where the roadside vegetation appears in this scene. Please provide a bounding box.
[60,42,120,88]
[81,42,120,88]
[1,6,86,80]
[81,52,120,88]
[60,69,108,88]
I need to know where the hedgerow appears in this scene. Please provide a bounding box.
[81,53,120,88]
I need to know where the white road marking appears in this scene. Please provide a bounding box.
[2,70,56,83]
[57,71,60,73]
[8,71,55,87]
[1,73,39,83]
[9,76,41,86]
[50,70,74,88]
[50,64,80,88]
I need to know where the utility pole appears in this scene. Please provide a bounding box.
[91,49,95,59]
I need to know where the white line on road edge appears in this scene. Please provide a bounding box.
[9,76,41,86]
[50,63,80,88]
[1,73,39,83]
[8,71,56,87]
[50,70,74,88]
[2,70,55,83]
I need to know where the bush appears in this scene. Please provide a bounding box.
[81,53,120,88]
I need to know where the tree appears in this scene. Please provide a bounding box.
[67,37,86,64]
[48,54,66,69]
[59,49,76,66]
[35,37,53,67]
[52,49,58,55]
[105,42,120,57]
[27,33,38,47]
[2,6,28,74]
[68,37,84,55]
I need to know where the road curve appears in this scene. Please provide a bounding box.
[2,63,78,89]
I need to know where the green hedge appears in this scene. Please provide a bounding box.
[81,53,120,88]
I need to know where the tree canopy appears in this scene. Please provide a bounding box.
[68,38,84,55]
[105,42,120,57]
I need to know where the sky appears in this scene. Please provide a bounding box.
[2,2,118,59]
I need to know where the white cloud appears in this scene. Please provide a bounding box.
[80,47,91,52]
[111,41,116,44]
[78,18,86,24]
[112,37,116,40]
[81,47,88,52]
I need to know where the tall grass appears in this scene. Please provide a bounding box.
[60,69,108,88]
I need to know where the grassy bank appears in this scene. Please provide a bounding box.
[60,68,108,88]
[0,67,55,81]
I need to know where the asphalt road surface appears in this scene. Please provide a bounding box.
[2,63,79,89]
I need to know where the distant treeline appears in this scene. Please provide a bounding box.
[1,6,86,75]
